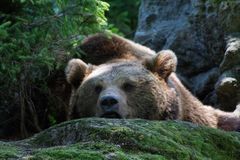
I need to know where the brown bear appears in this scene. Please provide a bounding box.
[66,33,240,131]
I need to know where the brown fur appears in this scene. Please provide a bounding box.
[79,33,155,64]
[169,73,240,130]
[66,33,240,132]
[67,60,180,120]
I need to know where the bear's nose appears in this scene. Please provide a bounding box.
[100,96,118,108]
[99,95,122,118]
[99,96,120,114]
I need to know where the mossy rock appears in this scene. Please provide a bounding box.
[1,118,240,159]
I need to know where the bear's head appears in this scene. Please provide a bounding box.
[66,50,180,120]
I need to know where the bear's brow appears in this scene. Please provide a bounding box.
[110,63,150,78]
[112,63,136,68]
[110,61,143,68]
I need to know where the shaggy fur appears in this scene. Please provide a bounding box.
[65,33,240,131]
[79,33,155,64]
[169,73,240,130]
[66,60,179,120]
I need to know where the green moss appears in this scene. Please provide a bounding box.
[30,147,104,160]
[2,118,240,159]
[0,142,20,159]
[29,142,168,160]
[128,120,240,160]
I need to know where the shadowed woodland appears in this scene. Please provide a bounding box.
[0,0,140,139]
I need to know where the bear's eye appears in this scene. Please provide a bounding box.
[95,85,102,94]
[122,82,135,92]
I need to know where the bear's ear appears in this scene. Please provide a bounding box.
[65,59,88,89]
[146,50,177,79]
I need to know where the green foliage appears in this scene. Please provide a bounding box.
[105,0,140,38]
[0,0,141,139]
[0,0,110,138]
[0,142,20,159]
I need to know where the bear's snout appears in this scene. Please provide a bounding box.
[99,95,122,118]
[97,87,127,119]
[100,95,119,111]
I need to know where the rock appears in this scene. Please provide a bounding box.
[1,118,240,159]
[135,0,240,109]
[215,74,239,111]
[220,34,240,72]
[215,33,240,110]
[190,67,219,99]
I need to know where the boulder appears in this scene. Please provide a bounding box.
[1,118,240,159]
[135,0,240,109]
[215,33,240,111]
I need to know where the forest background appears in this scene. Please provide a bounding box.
[0,0,140,139]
